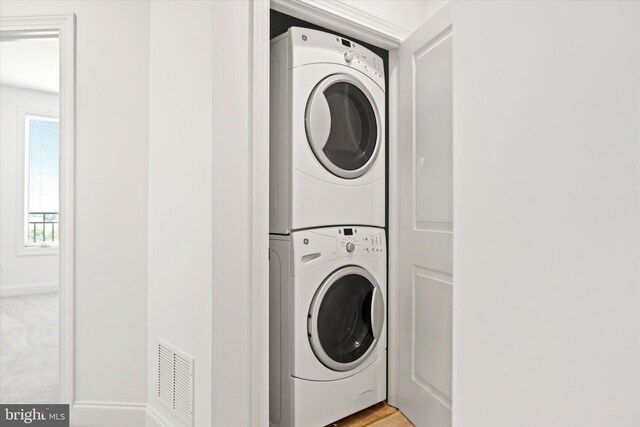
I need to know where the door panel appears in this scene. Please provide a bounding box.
[315,273,374,365]
[305,75,381,178]
[413,271,453,400]
[415,34,453,230]
[397,4,453,426]
[308,266,383,372]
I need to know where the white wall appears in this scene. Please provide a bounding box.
[0,2,149,425]
[0,85,59,293]
[210,1,256,425]
[146,2,257,426]
[146,2,213,426]
[453,2,640,426]
[3,3,256,426]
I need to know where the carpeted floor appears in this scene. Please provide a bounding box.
[0,292,58,403]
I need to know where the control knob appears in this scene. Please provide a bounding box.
[344,51,354,63]
[346,242,355,253]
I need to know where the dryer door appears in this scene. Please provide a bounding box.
[308,265,385,372]
[305,74,381,179]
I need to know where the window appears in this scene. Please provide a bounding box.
[24,115,59,246]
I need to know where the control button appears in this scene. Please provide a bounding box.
[346,242,355,252]
[344,51,354,63]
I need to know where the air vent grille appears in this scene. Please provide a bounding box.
[157,341,194,424]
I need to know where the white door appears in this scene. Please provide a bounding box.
[396,4,453,426]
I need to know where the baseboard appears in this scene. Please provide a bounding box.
[69,401,179,427]
[145,405,173,427]
[0,281,58,297]
[72,401,146,427]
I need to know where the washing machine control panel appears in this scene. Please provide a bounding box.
[291,226,386,272]
[337,227,385,257]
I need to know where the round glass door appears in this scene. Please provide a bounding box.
[305,74,381,179]
[308,266,384,371]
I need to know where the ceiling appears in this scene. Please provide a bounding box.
[0,37,59,93]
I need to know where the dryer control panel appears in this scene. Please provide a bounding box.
[287,27,385,90]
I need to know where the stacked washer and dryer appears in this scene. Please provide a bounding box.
[269,27,387,427]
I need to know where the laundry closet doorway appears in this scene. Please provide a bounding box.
[258,2,454,426]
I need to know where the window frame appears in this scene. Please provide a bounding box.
[16,109,60,256]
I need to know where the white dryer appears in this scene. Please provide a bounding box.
[270,27,386,234]
[269,226,387,427]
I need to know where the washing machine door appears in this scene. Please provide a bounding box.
[305,74,381,179]
[307,265,385,372]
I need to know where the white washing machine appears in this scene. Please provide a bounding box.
[270,27,386,234]
[269,226,387,427]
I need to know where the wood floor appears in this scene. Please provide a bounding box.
[327,402,413,427]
